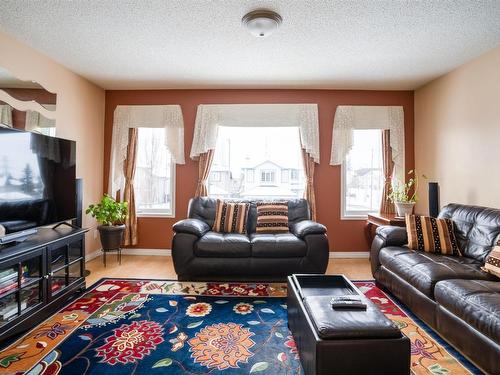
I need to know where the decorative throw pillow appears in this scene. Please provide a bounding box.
[482,240,500,278]
[405,214,461,255]
[212,200,250,234]
[256,201,289,233]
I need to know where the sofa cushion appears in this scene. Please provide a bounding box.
[483,241,500,278]
[195,232,251,258]
[256,201,289,233]
[405,214,460,255]
[435,279,500,343]
[250,233,306,258]
[212,200,250,234]
[439,204,500,263]
[379,246,495,298]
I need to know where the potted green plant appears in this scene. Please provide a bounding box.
[86,195,128,251]
[388,170,424,217]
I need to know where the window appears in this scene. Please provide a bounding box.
[291,169,299,181]
[261,170,275,184]
[281,169,289,183]
[208,126,304,200]
[135,128,175,216]
[211,171,221,182]
[342,129,383,218]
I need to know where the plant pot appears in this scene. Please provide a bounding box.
[395,202,415,217]
[98,224,125,251]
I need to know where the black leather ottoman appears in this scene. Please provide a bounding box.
[287,275,410,375]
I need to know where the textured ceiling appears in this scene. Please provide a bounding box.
[0,0,499,90]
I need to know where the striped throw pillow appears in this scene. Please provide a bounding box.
[482,241,500,278]
[256,201,289,233]
[405,214,461,255]
[213,200,250,234]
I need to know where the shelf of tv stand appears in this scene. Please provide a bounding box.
[0,226,88,342]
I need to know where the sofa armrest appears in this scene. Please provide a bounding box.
[173,218,210,237]
[291,220,327,239]
[375,226,408,246]
[371,226,408,278]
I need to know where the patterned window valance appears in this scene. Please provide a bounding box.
[25,104,56,132]
[109,105,185,198]
[330,105,405,181]
[0,105,12,127]
[190,104,320,163]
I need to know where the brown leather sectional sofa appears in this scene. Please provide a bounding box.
[371,204,500,374]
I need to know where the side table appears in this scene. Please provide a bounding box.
[365,213,405,246]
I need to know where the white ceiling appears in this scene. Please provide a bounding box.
[0,1,499,90]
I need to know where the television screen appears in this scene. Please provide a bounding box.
[0,127,76,235]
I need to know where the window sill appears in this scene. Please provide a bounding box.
[341,214,369,221]
[137,213,175,219]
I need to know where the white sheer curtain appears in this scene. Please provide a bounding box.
[330,105,404,182]
[190,103,320,163]
[0,105,12,127]
[109,105,185,199]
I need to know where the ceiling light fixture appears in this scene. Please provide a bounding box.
[242,9,282,38]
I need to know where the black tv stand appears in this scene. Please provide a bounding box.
[0,227,88,342]
[53,221,80,230]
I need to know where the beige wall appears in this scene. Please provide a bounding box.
[0,31,105,254]
[415,47,500,213]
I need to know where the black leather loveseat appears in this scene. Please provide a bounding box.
[371,203,500,374]
[172,197,329,281]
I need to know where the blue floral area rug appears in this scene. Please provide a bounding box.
[0,280,301,375]
[0,279,480,374]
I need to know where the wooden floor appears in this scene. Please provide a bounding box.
[86,255,372,286]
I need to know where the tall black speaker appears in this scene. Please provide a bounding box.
[73,178,83,228]
[428,182,439,218]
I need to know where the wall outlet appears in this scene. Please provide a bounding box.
[93,229,98,240]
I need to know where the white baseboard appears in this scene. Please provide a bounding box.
[86,248,171,262]
[86,249,369,262]
[329,251,370,259]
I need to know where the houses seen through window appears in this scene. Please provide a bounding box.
[208,126,305,200]
[342,129,383,218]
[135,128,175,216]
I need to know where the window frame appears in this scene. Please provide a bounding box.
[260,170,276,184]
[281,169,289,183]
[211,171,221,182]
[340,129,384,220]
[135,128,176,218]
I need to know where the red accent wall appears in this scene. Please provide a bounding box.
[104,89,414,252]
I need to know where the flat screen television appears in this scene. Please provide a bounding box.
[0,127,76,241]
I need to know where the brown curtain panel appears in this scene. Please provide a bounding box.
[301,148,317,221]
[123,128,138,246]
[380,129,396,214]
[195,149,214,197]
